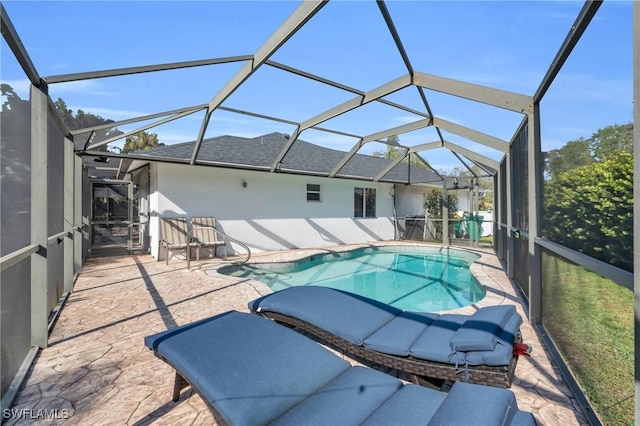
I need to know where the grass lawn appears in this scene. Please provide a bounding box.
[542,252,633,425]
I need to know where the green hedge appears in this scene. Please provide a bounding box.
[542,151,633,272]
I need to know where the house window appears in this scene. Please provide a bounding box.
[354,188,376,218]
[307,184,321,202]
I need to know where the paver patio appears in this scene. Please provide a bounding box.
[5,242,587,425]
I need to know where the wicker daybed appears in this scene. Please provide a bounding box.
[249,286,523,389]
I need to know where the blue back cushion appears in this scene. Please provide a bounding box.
[249,286,401,345]
[464,312,523,366]
[362,384,447,426]
[145,311,350,425]
[449,305,517,352]
[409,314,468,363]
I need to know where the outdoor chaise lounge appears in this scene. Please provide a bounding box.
[144,310,535,426]
[249,286,523,388]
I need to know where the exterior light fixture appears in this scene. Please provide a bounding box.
[275,162,283,172]
[242,180,247,188]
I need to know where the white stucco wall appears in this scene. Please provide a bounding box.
[395,185,428,218]
[148,163,396,258]
[394,185,430,237]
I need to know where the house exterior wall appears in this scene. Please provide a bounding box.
[148,163,396,258]
[457,189,474,212]
[395,185,427,218]
[394,185,429,239]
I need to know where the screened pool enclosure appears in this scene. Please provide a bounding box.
[1,1,638,424]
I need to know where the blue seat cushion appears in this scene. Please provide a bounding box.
[362,383,447,426]
[364,311,438,356]
[270,366,402,426]
[427,381,534,425]
[249,286,401,345]
[409,314,468,364]
[145,311,350,426]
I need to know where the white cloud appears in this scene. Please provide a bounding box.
[432,114,463,126]
[393,114,426,124]
[50,80,114,97]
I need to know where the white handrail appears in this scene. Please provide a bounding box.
[190,226,251,269]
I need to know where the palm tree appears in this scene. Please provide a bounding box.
[372,135,401,159]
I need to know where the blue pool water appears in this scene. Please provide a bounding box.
[221,247,486,312]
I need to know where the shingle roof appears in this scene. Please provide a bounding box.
[138,132,441,184]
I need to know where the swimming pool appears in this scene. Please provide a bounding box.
[221,246,486,312]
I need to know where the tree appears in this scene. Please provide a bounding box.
[372,135,431,170]
[544,122,632,180]
[424,188,459,219]
[53,98,123,152]
[590,122,633,161]
[424,188,459,240]
[122,131,164,153]
[372,135,402,159]
[545,138,592,179]
[1,84,31,186]
[1,84,32,253]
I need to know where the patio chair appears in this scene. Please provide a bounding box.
[249,286,524,388]
[144,310,535,426]
[159,217,196,268]
[189,217,227,261]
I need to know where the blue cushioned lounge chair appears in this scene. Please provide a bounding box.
[249,286,523,388]
[145,311,535,425]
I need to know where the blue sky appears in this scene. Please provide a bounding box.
[1,1,634,172]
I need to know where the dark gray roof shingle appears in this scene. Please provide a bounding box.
[138,132,441,184]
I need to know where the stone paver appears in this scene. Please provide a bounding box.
[5,242,588,425]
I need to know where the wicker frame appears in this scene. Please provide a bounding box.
[254,310,521,389]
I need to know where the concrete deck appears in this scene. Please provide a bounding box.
[5,242,587,425]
